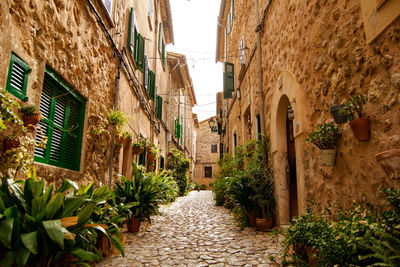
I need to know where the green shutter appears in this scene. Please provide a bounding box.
[162,39,166,69]
[148,71,155,100]
[223,62,234,99]
[158,22,162,54]
[135,34,145,72]
[128,8,136,53]
[144,57,149,90]
[6,53,30,101]
[34,70,85,171]
[156,95,162,119]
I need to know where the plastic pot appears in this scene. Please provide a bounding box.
[319,148,337,166]
[375,147,400,179]
[329,104,347,124]
[349,117,369,141]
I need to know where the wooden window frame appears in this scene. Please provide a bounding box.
[34,66,85,171]
[204,166,212,178]
[6,53,30,101]
[211,144,218,153]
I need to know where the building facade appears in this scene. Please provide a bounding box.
[0,0,196,186]
[193,117,220,189]
[216,0,400,226]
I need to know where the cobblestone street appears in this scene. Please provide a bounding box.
[100,191,283,266]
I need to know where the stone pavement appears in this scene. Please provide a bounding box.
[99,191,283,266]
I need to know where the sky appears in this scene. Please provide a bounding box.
[168,0,222,122]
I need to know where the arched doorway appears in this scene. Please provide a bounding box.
[286,104,298,218]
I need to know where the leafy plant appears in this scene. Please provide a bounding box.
[147,171,179,204]
[167,149,190,196]
[107,109,127,128]
[114,163,159,223]
[121,131,133,139]
[0,89,23,134]
[20,104,39,116]
[339,94,367,121]
[306,123,341,149]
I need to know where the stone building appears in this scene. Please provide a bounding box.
[193,117,220,189]
[0,0,196,186]
[216,0,400,226]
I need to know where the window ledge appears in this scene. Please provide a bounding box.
[35,162,83,180]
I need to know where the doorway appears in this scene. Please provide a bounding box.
[286,106,298,218]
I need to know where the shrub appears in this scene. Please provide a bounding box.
[20,104,39,116]
[147,171,179,204]
[167,149,190,196]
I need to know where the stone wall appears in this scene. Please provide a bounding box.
[220,0,400,224]
[194,119,220,188]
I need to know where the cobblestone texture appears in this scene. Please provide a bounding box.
[99,191,283,266]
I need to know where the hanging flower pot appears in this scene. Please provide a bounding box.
[319,148,337,166]
[126,217,141,233]
[132,144,144,155]
[148,164,155,172]
[147,152,155,162]
[349,117,369,141]
[22,114,41,131]
[116,135,127,146]
[329,104,347,124]
[4,136,20,152]
[375,147,400,179]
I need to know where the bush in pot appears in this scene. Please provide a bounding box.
[306,123,341,166]
[20,104,41,131]
[339,94,369,141]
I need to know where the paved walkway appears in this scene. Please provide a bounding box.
[100,191,282,266]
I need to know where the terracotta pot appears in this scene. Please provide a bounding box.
[349,117,369,141]
[116,135,127,146]
[4,138,20,151]
[132,146,144,155]
[329,104,347,124]
[22,114,40,131]
[255,217,273,231]
[375,147,400,179]
[148,164,155,172]
[126,217,141,233]
[96,233,111,257]
[305,246,318,267]
[319,148,337,166]
[246,211,257,228]
[112,234,126,255]
[147,152,155,162]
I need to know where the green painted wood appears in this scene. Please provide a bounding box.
[6,53,30,101]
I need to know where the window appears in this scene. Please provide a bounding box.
[102,0,113,15]
[34,67,85,171]
[256,114,261,139]
[233,133,237,149]
[240,36,245,65]
[135,34,145,71]
[158,23,166,69]
[144,56,149,90]
[160,156,165,169]
[211,144,218,153]
[148,0,154,30]
[128,8,136,54]
[138,134,146,167]
[155,95,163,120]
[227,0,234,34]
[204,166,212,178]
[148,70,156,100]
[175,119,181,139]
[223,62,234,99]
[6,53,30,101]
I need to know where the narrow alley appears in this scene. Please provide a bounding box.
[99,191,282,267]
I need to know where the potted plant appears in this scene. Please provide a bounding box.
[3,135,20,151]
[132,137,146,155]
[114,163,159,232]
[306,123,341,166]
[339,95,369,141]
[122,131,133,145]
[107,109,127,133]
[375,147,400,179]
[329,104,347,124]
[147,143,159,162]
[20,104,41,131]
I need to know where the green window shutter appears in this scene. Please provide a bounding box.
[34,70,85,171]
[149,71,155,100]
[162,39,166,69]
[144,57,149,90]
[175,119,179,138]
[6,53,30,101]
[223,62,234,99]
[156,95,162,119]
[139,143,146,166]
[128,7,136,53]
[135,34,145,71]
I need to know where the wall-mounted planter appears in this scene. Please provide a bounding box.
[132,146,144,155]
[349,117,369,141]
[319,148,337,166]
[4,137,21,152]
[22,115,40,131]
[329,104,347,124]
[375,147,400,179]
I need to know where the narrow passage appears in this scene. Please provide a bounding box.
[100,191,282,266]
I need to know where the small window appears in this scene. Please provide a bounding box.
[233,133,237,149]
[148,0,154,30]
[204,166,212,178]
[128,8,137,54]
[211,144,218,153]
[160,155,165,169]
[34,67,85,171]
[256,114,261,139]
[158,23,166,69]
[6,53,30,101]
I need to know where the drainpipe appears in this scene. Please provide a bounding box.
[166,61,180,163]
[108,64,121,188]
[255,0,266,135]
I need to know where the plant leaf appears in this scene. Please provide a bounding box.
[21,231,38,254]
[42,219,65,249]
[16,246,31,267]
[46,193,64,219]
[56,179,78,193]
[32,197,46,218]
[0,217,14,249]
[60,216,79,228]
[70,248,100,262]
[109,234,125,256]
[76,202,96,227]
[62,198,85,217]
[0,251,16,267]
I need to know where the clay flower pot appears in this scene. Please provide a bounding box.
[329,104,347,124]
[4,137,20,152]
[148,164,155,172]
[349,117,369,141]
[255,217,273,231]
[132,145,144,155]
[375,147,400,179]
[246,211,257,228]
[126,217,141,233]
[22,114,41,131]
[116,135,127,146]
[319,148,337,166]
[147,152,156,162]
